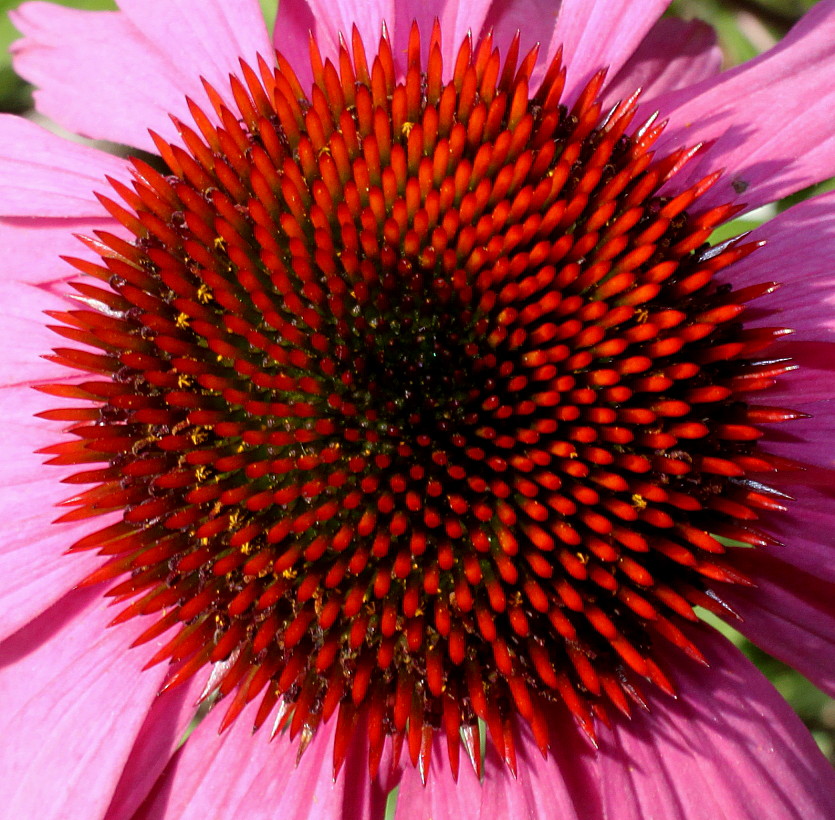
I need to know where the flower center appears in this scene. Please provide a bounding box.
[43,21,801,780]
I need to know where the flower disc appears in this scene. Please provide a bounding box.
[43,22,802,778]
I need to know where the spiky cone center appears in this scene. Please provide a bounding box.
[42,21,803,781]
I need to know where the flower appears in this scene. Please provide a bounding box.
[1,0,835,817]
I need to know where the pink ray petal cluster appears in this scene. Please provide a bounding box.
[1,1,835,819]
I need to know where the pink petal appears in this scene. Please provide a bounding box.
[0,280,80,386]
[104,675,206,820]
[484,0,670,95]
[0,506,105,643]
[0,114,129,217]
[0,269,206,809]
[0,217,119,287]
[758,381,835,472]
[395,733,481,820]
[393,0,493,79]
[0,282,116,640]
[0,496,111,643]
[479,710,601,820]
[720,552,835,698]
[136,703,392,820]
[709,193,835,471]
[272,0,319,90]
[0,587,171,820]
[0,116,128,291]
[545,0,671,100]
[12,0,271,152]
[481,0,562,76]
[276,0,470,87]
[301,0,394,56]
[751,485,835,584]
[762,356,835,406]
[719,192,835,330]
[11,3,191,151]
[654,2,835,211]
[115,0,272,106]
[602,17,722,110]
[274,0,394,91]
[597,630,835,819]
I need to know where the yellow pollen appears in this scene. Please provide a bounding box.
[190,427,209,445]
[131,435,156,454]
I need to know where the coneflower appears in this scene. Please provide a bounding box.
[1,1,834,818]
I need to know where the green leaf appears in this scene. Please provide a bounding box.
[259,0,277,32]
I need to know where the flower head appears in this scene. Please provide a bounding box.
[2,1,835,818]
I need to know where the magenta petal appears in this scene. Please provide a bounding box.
[721,552,835,698]
[482,0,562,77]
[751,486,835,583]
[103,675,206,820]
[758,382,835,472]
[723,194,835,390]
[711,192,835,470]
[0,118,127,289]
[274,0,395,91]
[598,630,835,819]
[272,0,319,90]
[0,588,170,820]
[0,281,100,502]
[395,733,481,819]
[763,360,835,407]
[479,711,600,820]
[720,192,835,331]
[136,702,390,820]
[0,114,129,217]
[546,0,671,99]
[654,2,835,210]
[602,17,721,109]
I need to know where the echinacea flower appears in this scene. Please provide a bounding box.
[2,0,835,817]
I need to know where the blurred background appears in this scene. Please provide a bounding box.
[0,0,832,764]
